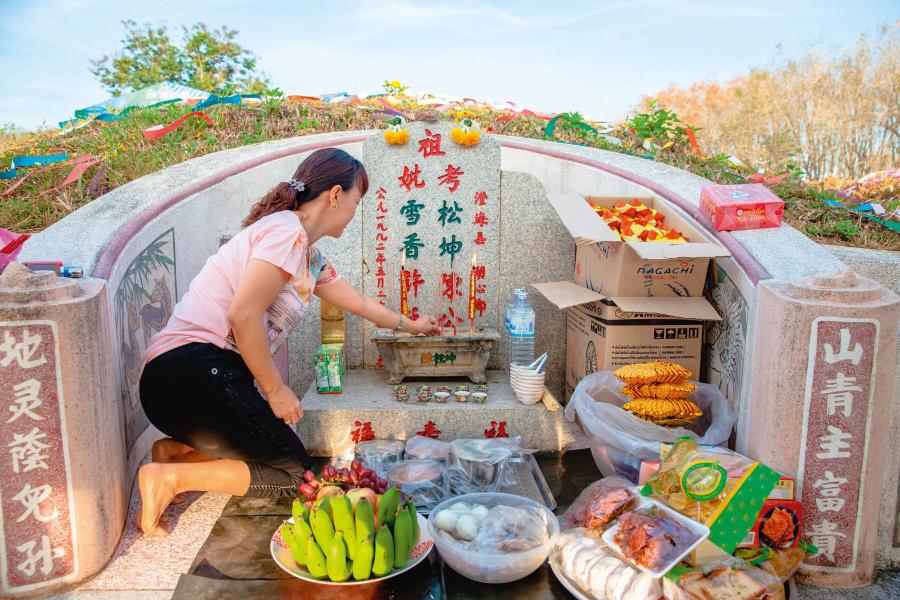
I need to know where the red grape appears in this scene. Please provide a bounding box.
[359,477,372,488]
[360,468,374,480]
[303,500,313,509]
[351,459,362,474]
[303,470,316,483]
[324,465,336,479]
[350,470,360,484]
[299,483,315,498]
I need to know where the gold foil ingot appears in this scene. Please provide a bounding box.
[622,381,697,399]
[613,361,692,385]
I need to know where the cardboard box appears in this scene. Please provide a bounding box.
[699,184,784,231]
[739,499,803,549]
[314,343,346,394]
[532,281,721,397]
[576,195,730,297]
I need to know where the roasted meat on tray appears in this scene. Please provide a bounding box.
[614,509,699,571]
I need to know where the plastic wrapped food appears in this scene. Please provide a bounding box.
[448,437,522,493]
[736,543,814,584]
[404,435,451,461]
[354,439,404,477]
[642,438,783,562]
[386,459,449,510]
[433,502,549,553]
[663,557,785,600]
[556,529,661,600]
[612,507,700,571]
[563,477,638,532]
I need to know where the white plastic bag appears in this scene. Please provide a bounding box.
[565,371,735,482]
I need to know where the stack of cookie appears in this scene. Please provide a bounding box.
[613,361,703,427]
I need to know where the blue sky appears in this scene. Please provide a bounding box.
[1,0,896,130]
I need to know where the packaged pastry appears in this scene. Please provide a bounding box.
[663,557,785,600]
[563,477,638,532]
[556,529,661,600]
[736,542,816,584]
[642,437,782,561]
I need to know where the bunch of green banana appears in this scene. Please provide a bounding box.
[282,492,418,582]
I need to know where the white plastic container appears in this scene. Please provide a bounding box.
[428,492,559,584]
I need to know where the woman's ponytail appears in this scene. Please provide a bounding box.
[243,148,368,228]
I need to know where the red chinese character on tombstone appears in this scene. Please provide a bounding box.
[473,265,486,280]
[417,421,442,439]
[437,165,464,192]
[410,269,425,298]
[376,201,388,214]
[417,129,446,158]
[473,191,487,206]
[376,222,388,232]
[398,164,426,192]
[0,323,75,590]
[439,307,464,328]
[410,306,420,320]
[441,272,462,301]
[484,421,510,438]
[376,187,387,201]
[375,253,386,266]
[351,420,375,443]
[473,211,488,227]
[376,353,384,369]
[474,297,487,317]
[474,231,487,245]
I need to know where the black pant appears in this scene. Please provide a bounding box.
[140,342,312,498]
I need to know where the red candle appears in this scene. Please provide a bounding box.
[468,253,477,323]
[400,256,409,317]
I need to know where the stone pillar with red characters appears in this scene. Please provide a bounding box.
[0,263,123,597]
[744,269,899,587]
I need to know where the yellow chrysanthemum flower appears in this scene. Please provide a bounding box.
[384,129,409,145]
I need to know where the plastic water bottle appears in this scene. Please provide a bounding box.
[504,288,522,334]
[509,289,535,367]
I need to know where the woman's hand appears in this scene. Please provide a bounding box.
[410,314,442,336]
[265,383,304,425]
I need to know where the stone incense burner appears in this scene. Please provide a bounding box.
[372,327,500,384]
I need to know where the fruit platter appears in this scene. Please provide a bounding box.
[270,460,434,584]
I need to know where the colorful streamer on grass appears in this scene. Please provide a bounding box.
[191,93,261,111]
[2,154,100,197]
[544,114,599,139]
[59,98,184,129]
[822,199,900,232]
[0,153,69,180]
[142,111,212,141]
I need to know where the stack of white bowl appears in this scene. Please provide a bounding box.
[509,353,547,405]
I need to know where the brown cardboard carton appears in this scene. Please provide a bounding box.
[532,281,721,397]
[550,194,730,297]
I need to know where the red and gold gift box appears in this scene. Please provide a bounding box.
[700,184,784,231]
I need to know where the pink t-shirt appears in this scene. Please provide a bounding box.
[143,211,340,365]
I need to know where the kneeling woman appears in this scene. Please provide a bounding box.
[138,148,440,537]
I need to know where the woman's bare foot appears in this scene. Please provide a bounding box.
[151,439,189,504]
[138,462,179,537]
